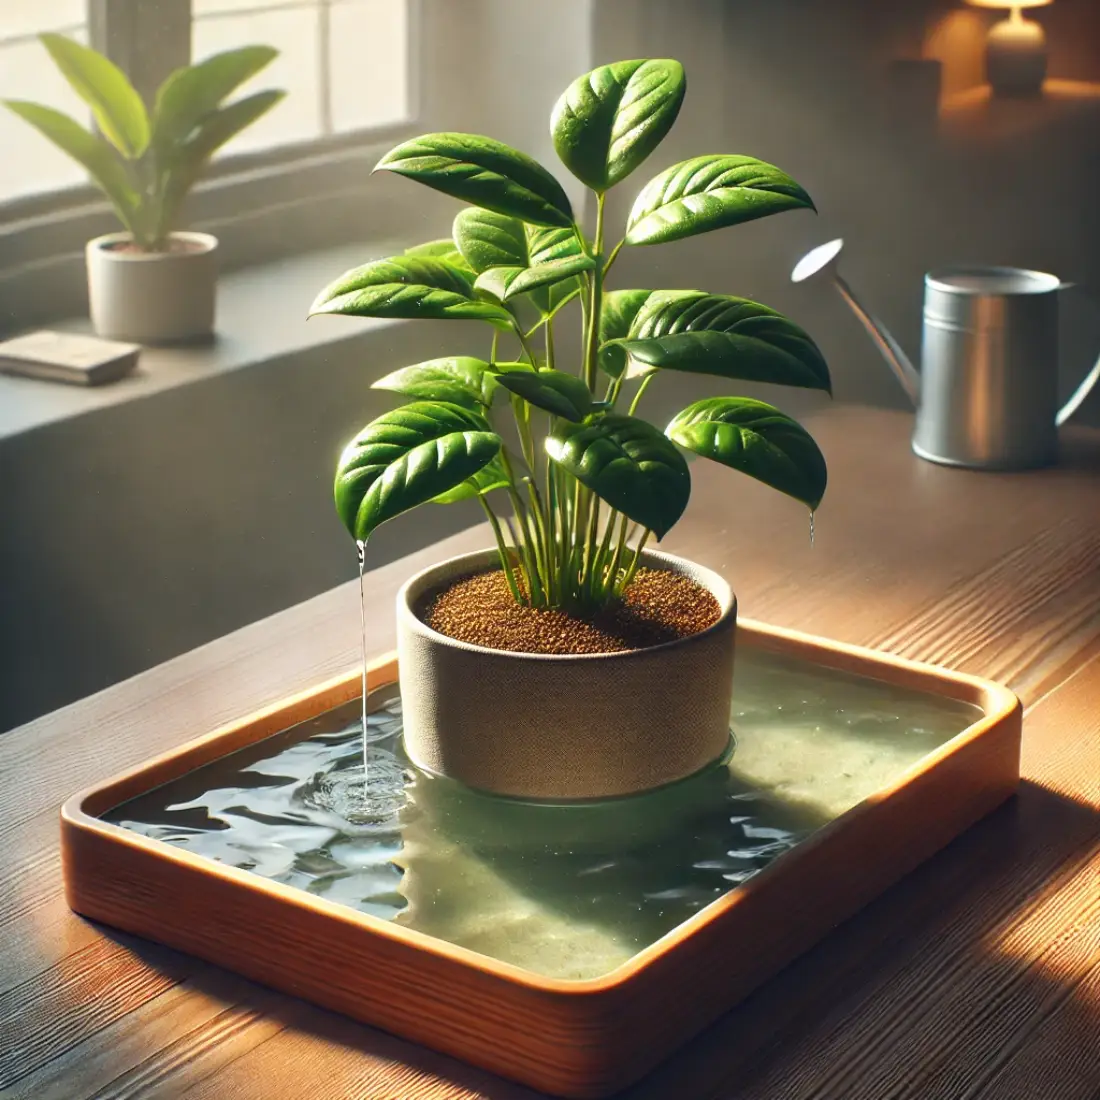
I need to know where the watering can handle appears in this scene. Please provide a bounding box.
[1057,352,1100,427]
[1056,285,1100,427]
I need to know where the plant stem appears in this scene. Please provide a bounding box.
[620,528,653,592]
[628,373,655,416]
[582,194,607,393]
[545,316,556,373]
[512,321,539,368]
[603,238,625,277]
[604,511,631,596]
[479,496,523,604]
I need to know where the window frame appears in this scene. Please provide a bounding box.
[0,0,428,327]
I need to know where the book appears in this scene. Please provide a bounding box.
[0,331,140,386]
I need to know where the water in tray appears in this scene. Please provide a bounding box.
[106,649,979,980]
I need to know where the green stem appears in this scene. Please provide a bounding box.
[620,528,653,593]
[545,316,556,373]
[603,511,631,597]
[582,194,607,394]
[479,496,523,604]
[603,238,625,278]
[512,321,539,368]
[500,448,544,604]
[628,373,655,416]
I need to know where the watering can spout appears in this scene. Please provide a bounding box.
[791,239,921,406]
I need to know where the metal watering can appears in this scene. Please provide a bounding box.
[791,239,1100,470]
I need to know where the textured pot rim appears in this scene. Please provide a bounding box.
[87,230,219,259]
[398,547,736,664]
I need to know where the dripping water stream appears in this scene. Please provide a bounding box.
[303,539,406,826]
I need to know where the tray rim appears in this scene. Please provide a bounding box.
[61,616,1021,998]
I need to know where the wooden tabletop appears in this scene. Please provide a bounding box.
[3,404,1100,1100]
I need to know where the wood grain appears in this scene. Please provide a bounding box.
[2,405,1099,1099]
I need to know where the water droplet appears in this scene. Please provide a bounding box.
[809,509,816,547]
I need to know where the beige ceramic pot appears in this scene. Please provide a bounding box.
[396,548,737,800]
[86,230,218,344]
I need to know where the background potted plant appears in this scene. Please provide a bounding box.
[4,36,285,345]
[311,58,831,801]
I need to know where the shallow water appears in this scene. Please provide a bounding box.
[106,648,979,980]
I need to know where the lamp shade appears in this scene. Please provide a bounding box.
[964,0,1052,8]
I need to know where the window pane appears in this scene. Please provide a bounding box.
[0,11,89,203]
[329,0,411,133]
[192,0,410,154]
[193,5,321,152]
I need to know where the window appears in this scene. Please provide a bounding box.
[193,0,412,156]
[0,0,412,204]
[0,2,90,202]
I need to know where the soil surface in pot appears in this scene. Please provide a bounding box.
[422,567,721,655]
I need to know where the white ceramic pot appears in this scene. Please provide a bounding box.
[397,548,737,801]
[86,231,218,344]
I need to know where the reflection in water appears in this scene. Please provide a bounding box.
[106,651,979,980]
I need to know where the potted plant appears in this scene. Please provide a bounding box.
[311,58,831,801]
[4,36,285,344]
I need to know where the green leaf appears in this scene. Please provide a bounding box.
[334,402,502,540]
[404,238,476,278]
[375,132,574,228]
[494,368,593,422]
[40,33,149,158]
[2,101,140,234]
[453,207,528,273]
[547,414,690,539]
[475,253,594,303]
[625,154,815,246]
[667,397,827,508]
[597,288,660,378]
[372,357,498,411]
[157,90,284,238]
[526,225,583,266]
[551,59,685,192]
[309,255,513,326]
[431,456,510,503]
[613,291,831,392]
[153,46,278,153]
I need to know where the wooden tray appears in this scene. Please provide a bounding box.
[61,619,1021,1099]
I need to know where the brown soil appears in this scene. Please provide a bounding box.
[422,567,722,655]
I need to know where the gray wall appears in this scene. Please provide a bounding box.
[4,0,1099,729]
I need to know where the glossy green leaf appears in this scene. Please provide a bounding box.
[551,59,685,192]
[1,101,140,234]
[309,255,513,326]
[376,132,574,228]
[667,397,827,508]
[612,291,831,392]
[476,253,595,303]
[334,402,502,540]
[403,238,476,278]
[40,33,149,158]
[371,357,498,410]
[597,288,660,378]
[626,154,815,246]
[153,46,278,152]
[494,368,593,422]
[431,456,510,503]
[453,207,528,273]
[526,224,583,265]
[547,414,690,539]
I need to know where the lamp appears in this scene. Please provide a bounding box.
[965,0,1053,97]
